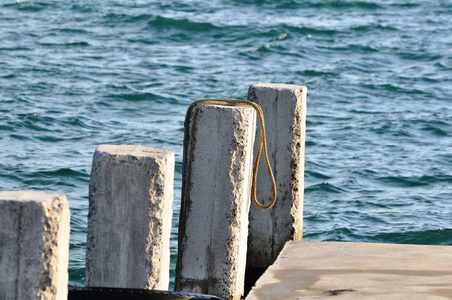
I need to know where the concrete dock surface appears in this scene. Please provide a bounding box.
[246,241,452,299]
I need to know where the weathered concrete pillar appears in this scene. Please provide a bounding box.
[0,191,70,300]
[176,104,257,300]
[246,83,307,276]
[86,145,174,290]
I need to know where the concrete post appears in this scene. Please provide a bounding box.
[85,145,174,290]
[246,83,307,276]
[0,191,70,300]
[176,104,257,300]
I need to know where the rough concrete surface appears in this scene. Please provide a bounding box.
[247,241,452,299]
[86,145,174,290]
[176,105,256,300]
[247,83,307,269]
[0,191,70,300]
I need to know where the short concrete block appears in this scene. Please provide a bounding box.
[247,83,307,269]
[0,191,70,300]
[176,105,256,300]
[86,145,175,290]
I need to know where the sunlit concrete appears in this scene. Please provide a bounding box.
[247,241,452,299]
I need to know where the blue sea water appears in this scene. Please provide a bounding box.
[0,0,451,288]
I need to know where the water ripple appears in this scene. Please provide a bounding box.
[1,0,451,287]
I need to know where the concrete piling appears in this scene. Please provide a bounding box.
[85,145,175,290]
[246,83,307,278]
[176,104,257,300]
[0,191,70,300]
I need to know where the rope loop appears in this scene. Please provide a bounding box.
[183,99,277,210]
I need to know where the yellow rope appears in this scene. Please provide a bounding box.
[183,99,277,210]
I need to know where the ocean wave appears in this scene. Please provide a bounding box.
[282,24,339,36]
[372,229,452,245]
[389,3,420,8]
[101,12,153,24]
[305,181,345,194]
[306,170,332,180]
[362,83,429,95]
[3,1,51,12]
[305,228,452,245]
[0,46,31,51]
[350,24,398,32]
[38,41,90,47]
[376,174,452,188]
[56,28,91,35]
[307,1,382,10]
[297,69,337,77]
[147,16,221,32]
[35,168,89,179]
[105,92,178,104]
[100,13,224,33]
[231,0,383,10]
[319,44,379,53]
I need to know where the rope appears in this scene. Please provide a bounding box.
[175,99,277,290]
[183,99,277,210]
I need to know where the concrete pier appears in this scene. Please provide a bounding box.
[0,191,70,300]
[86,145,174,290]
[247,241,452,299]
[176,104,256,300]
[246,84,307,272]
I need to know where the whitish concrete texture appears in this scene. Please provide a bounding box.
[247,83,307,269]
[176,105,257,300]
[247,241,452,299]
[86,145,174,290]
[0,191,70,300]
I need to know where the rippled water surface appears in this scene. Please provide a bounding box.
[1,0,451,288]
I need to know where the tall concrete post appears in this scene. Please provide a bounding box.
[246,83,307,282]
[176,104,257,300]
[86,145,174,290]
[0,191,70,300]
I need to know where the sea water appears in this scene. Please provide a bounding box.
[0,0,451,288]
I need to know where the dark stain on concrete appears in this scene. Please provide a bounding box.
[324,289,356,296]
